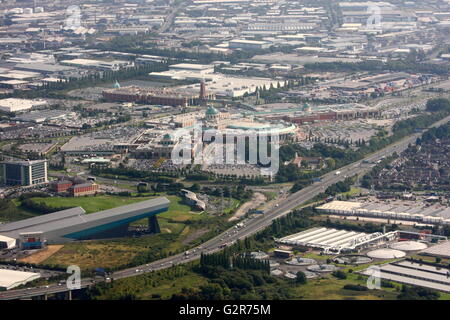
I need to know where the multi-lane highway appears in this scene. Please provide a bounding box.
[157,0,184,34]
[1,115,449,300]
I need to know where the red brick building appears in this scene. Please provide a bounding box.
[70,182,99,197]
[50,180,73,193]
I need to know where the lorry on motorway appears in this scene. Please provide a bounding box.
[335,171,341,175]
[95,267,106,276]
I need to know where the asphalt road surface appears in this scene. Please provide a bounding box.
[1,115,449,300]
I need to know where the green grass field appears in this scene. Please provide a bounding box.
[90,265,208,300]
[0,199,37,222]
[290,273,399,300]
[341,187,362,197]
[27,195,155,214]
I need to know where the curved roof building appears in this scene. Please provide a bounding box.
[224,121,297,142]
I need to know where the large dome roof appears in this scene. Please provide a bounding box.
[389,241,427,251]
[206,106,219,115]
[367,248,406,259]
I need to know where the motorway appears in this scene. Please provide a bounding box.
[157,0,184,34]
[1,115,449,300]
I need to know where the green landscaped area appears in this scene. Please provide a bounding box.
[88,261,403,300]
[290,274,398,300]
[341,187,362,197]
[42,242,149,270]
[88,266,209,300]
[26,195,156,214]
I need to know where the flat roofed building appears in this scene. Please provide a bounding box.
[420,241,450,259]
[276,226,393,254]
[50,180,73,193]
[360,260,450,293]
[60,59,133,71]
[0,269,40,290]
[229,39,270,50]
[168,63,214,74]
[0,159,48,186]
[316,200,450,226]
[70,182,99,197]
[14,63,77,74]
[0,235,16,249]
[19,231,45,249]
[0,98,47,113]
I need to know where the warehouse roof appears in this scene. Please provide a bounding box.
[360,267,450,293]
[0,235,16,243]
[0,269,40,290]
[421,241,450,258]
[0,98,46,111]
[169,63,213,70]
[316,200,362,211]
[229,39,268,45]
[15,63,76,73]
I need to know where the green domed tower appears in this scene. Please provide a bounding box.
[303,103,311,112]
[205,105,220,121]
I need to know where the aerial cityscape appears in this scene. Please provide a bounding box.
[0,0,450,308]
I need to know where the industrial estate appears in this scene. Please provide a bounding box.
[0,0,450,306]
